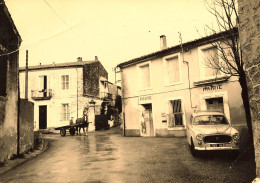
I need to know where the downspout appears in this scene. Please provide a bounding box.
[179,32,197,109]
[117,66,125,136]
[183,61,197,109]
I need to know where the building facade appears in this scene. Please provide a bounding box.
[117,29,247,137]
[0,0,34,162]
[19,57,108,131]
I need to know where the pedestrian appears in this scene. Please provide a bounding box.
[83,107,89,135]
[70,117,74,125]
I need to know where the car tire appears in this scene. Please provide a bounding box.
[190,139,197,157]
[233,150,240,158]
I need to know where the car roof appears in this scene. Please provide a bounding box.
[191,110,225,117]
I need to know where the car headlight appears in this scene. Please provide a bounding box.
[196,134,204,141]
[233,133,240,140]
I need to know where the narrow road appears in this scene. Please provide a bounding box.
[0,127,255,183]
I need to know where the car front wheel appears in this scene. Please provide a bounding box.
[190,139,198,157]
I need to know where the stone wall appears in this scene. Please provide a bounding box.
[238,0,260,177]
[83,61,108,97]
[0,56,19,162]
[19,99,34,153]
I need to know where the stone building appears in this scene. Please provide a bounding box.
[238,0,260,178]
[0,0,34,162]
[19,57,108,132]
[117,29,247,137]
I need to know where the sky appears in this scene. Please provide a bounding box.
[5,0,216,84]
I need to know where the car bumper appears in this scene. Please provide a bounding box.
[195,146,239,150]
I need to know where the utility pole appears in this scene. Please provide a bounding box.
[25,50,28,99]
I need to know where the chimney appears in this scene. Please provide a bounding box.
[77,57,82,62]
[95,56,98,61]
[160,35,167,50]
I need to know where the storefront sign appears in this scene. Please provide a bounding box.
[203,84,222,91]
[139,95,152,104]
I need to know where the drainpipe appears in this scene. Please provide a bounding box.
[179,32,197,109]
[117,66,125,136]
[183,61,197,109]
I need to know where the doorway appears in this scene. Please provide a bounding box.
[39,105,47,129]
[206,97,224,113]
[140,104,154,137]
[40,75,47,97]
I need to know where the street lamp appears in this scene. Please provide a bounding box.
[89,99,96,112]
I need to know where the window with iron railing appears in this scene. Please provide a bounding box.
[167,99,183,127]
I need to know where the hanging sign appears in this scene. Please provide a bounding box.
[138,95,152,104]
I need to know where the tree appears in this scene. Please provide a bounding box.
[203,0,253,141]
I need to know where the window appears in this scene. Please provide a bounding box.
[39,75,47,97]
[199,44,224,80]
[202,47,219,77]
[61,75,69,90]
[61,104,70,121]
[138,63,151,89]
[165,56,180,84]
[168,99,183,127]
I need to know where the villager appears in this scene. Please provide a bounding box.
[70,117,74,125]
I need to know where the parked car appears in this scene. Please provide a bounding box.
[186,110,240,156]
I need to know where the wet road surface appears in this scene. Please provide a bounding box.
[0,127,256,183]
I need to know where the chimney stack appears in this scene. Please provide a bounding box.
[95,56,98,61]
[77,57,82,62]
[160,35,167,50]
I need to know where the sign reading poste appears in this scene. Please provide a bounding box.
[138,95,152,104]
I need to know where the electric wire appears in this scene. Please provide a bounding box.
[0,49,19,57]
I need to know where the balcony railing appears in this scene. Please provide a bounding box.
[167,113,184,127]
[31,89,52,100]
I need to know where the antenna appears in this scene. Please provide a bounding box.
[178,32,184,53]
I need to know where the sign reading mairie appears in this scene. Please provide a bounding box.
[138,95,152,104]
[203,84,222,91]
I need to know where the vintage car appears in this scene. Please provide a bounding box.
[186,110,240,156]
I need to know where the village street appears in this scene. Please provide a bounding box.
[0,127,255,183]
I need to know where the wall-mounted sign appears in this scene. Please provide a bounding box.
[139,95,152,104]
[203,84,222,91]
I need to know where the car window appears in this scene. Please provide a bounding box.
[193,115,228,125]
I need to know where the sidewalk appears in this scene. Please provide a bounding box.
[0,133,49,176]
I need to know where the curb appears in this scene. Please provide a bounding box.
[0,138,49,176]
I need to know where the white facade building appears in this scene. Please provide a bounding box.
[117,29,247,137]
[19,57,108,131]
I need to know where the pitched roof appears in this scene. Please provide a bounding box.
[117,28,238,68]
[19,60,98,71]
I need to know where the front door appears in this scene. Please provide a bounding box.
[140,104,154,137]
[39,105,47,129]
